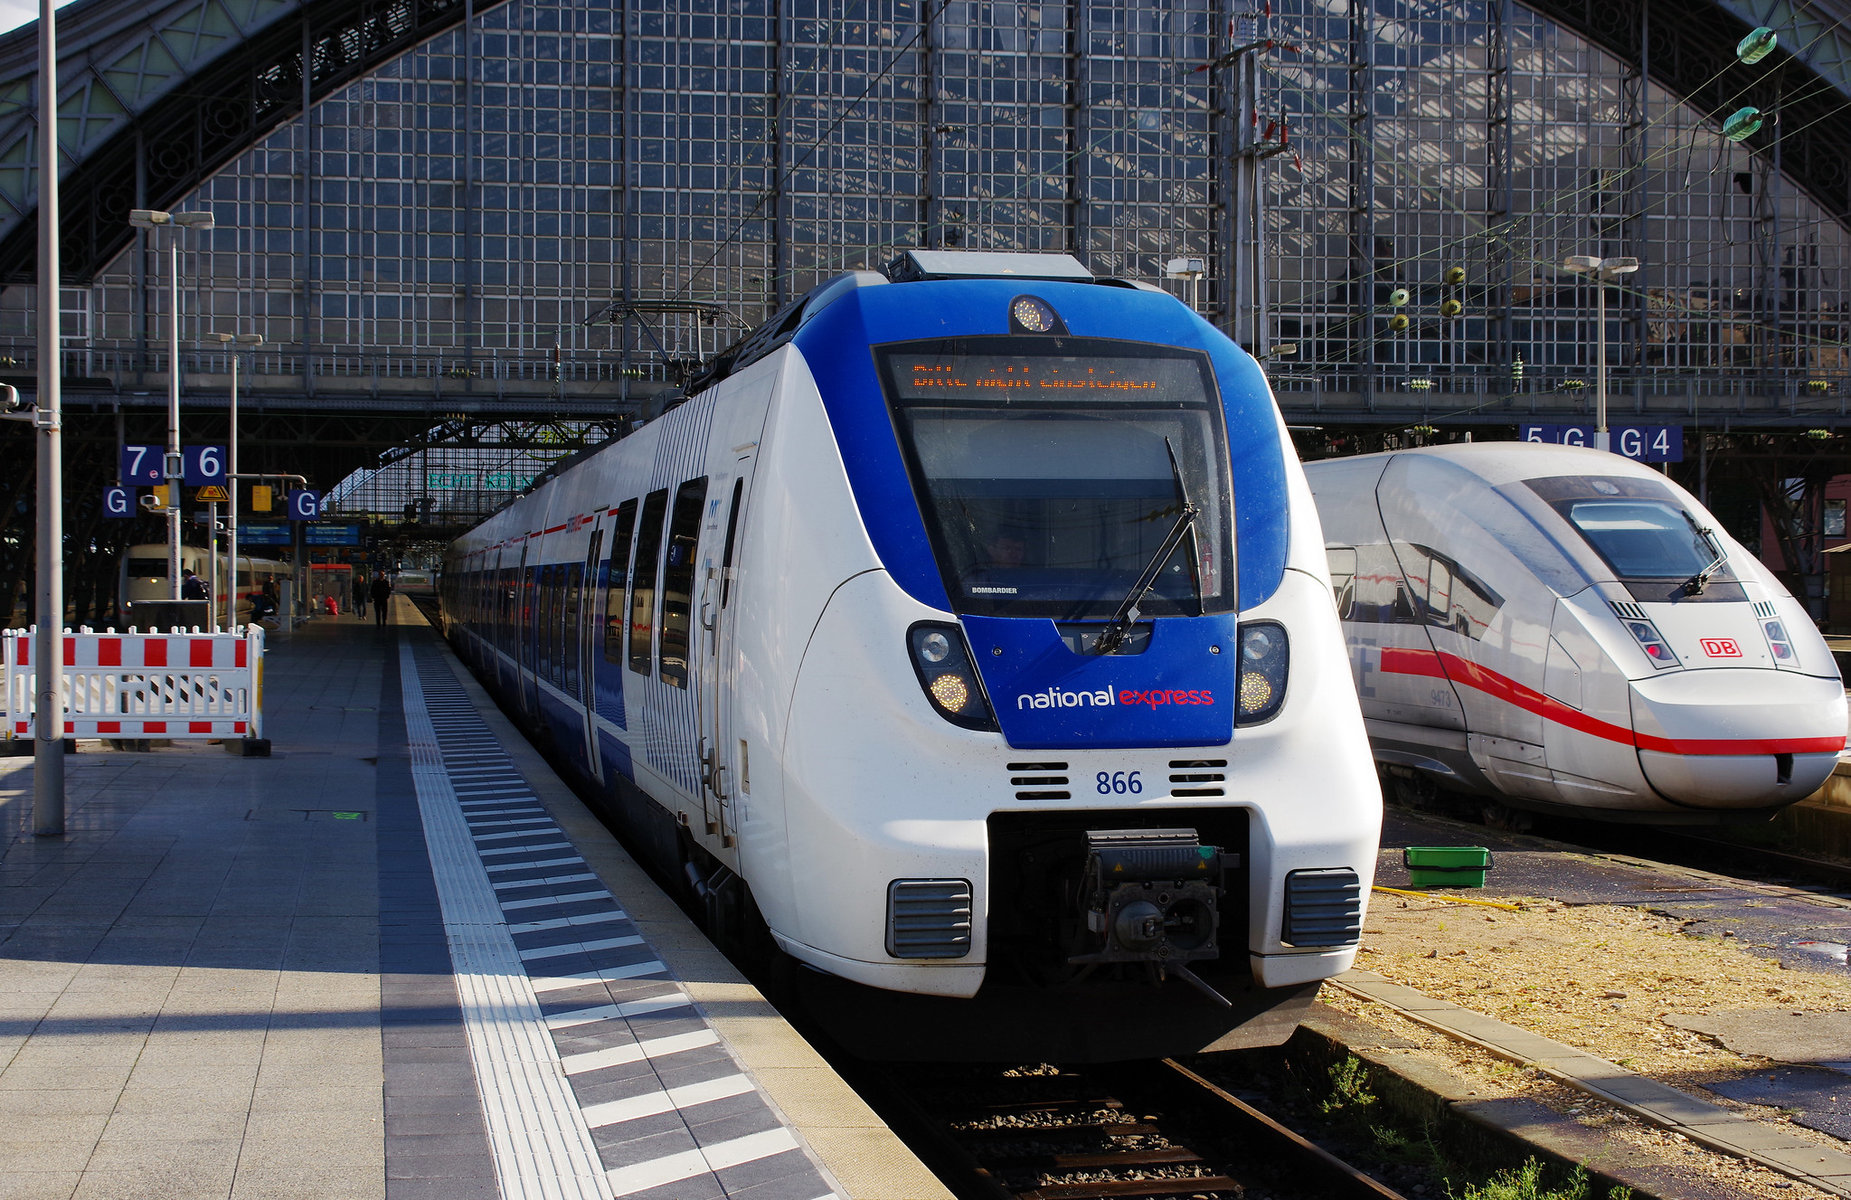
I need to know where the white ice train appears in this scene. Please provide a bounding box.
[1305,443,1847,824]
[440,251,1381,1059]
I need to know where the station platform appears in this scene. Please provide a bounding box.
[0,597,949,1200]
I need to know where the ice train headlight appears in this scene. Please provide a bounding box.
[1624,619,1679,669]
[908,623,998,732]
[1235,621,1288,725]
[1762,619,1797,667]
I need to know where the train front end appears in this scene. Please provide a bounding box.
[1525,468,1847,815]
[770,255,1380,1058]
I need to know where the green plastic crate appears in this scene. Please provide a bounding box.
[1402,845,1494,888]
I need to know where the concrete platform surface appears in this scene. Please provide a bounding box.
[0,597,948,1200]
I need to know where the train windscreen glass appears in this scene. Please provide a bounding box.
[878,337,1234,620]
[1562,500,1716,579]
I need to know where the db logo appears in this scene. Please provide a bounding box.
[1701,638,1743,657]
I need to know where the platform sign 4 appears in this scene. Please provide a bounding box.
[1518,423,1683,463]
[103,486,134,517]
[182,445,227,486]
[287,489,322,521]
[121,445,163,485]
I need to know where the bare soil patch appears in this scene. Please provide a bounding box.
[1320,888,1851,1199]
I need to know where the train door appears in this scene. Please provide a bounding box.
[578,522,606,782]
[696,458,754,851]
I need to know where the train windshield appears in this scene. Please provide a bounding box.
[1562,500,1717,578]
[878,337,1234,620]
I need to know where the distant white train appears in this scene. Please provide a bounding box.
[1306,443,1846,823]
[120,544,292,626]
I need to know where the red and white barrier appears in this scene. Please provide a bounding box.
[3,625,265,742]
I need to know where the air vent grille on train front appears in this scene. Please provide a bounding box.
[1610,601,1647,621]
[1169,759,1228,797]
[1754,600,1778,619]
[886,879,973,959]
[1280,868,1363,947]
[1009,762,1070,800]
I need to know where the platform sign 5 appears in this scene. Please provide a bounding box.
[103,486,133,518]
[1518,423,1683,463]
[287,489,322,521]
[121,445,163,484]
[182,445,227,486]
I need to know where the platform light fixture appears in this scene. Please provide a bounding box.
[130,208,216,597]
[1561,255,1638,452]
[1165,256,1207,314]
[205,331,264,629]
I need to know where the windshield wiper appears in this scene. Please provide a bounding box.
[1682,513,1727,595]
[1094,439,1199,655]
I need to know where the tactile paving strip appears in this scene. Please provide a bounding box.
[400,641,839,1200]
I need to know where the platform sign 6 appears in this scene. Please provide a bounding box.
[182,445,227,486]
[1518,424,1683,463]
[121,445,164,484]
[103,486,134,518]
[287,489,322,521]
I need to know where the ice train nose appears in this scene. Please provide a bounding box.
[1630,669,1846,807]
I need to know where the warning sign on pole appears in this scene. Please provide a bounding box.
[194,485,229,503]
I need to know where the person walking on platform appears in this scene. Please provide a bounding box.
[370,573,393,626]
[181,568,208,601]
[353,572,368,620]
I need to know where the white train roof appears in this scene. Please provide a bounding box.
[1310,441,1672,488]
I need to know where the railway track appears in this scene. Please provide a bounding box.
[879,1057,1407,1200]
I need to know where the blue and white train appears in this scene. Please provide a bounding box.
[440,251,1381,1060]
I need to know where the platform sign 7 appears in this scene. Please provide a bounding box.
[287,489,322,521]
[182,445,227,486]
[121,445,163,485]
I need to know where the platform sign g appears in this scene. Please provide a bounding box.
[287,489,322,521]
[103,486,133,518]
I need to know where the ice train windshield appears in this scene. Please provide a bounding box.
[878,337,1234,621]
[1525,473,1738,591]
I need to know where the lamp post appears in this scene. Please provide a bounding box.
[1165,256,1207,315]
[129,207,214,598]
[205,332,262,629]
[1562,254,1639,451]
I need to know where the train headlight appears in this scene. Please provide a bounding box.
[1008,295,1067,335]
[908,623,998,731]
[1762,619,1796,666]
[1624,619,1679,669]
[1235,621,1288,724]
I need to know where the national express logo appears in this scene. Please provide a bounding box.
[1016,685,1216,711]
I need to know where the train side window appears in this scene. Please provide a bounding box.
[720,478,744,608]
[630,490,670,676]
[563,562,584,690]
[579,530,602,684]
[538,563,557,683]
[605,500,638,665]
[522,562,537,667]
[659,477,709,689]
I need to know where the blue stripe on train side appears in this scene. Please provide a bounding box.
[793,278,1291,612]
